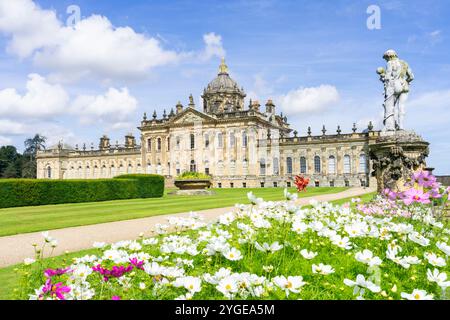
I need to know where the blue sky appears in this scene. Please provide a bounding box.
[0,0,449,173]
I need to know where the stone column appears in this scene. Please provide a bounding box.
[369,131,429,193]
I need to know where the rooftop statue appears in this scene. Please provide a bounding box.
[377,49,414,132]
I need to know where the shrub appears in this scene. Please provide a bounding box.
[175,171,211,180]
[0,174,164,208]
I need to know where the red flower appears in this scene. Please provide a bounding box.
[294,175,309,192]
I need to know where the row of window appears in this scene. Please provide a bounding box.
[260,154,367,175]
[147,132,249,152]
[216,179,368,188]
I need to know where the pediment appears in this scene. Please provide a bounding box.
[171,108,216,124]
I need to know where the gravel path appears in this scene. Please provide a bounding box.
[0,187,375,268]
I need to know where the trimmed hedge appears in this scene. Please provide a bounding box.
[0,174,164,208]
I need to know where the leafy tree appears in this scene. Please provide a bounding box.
[24,134,47,160]
[0,146,22,178]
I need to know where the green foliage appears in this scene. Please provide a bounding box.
[114,174,164,198]
[176,171,211,180]
[0,174,164,208]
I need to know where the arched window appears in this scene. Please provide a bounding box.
[47,166,51,179]
[204,160,210,175]
[242,132,248,148]
[286,157,293,174]
[314,156,321,174]
[176,136,181,149]
[359,154,367,173]
[190,134,195,149]
[167,137,170,151]
[204,134,209,148]
[260,158,266,175]
[328,156,336,174]
[157,138,162,151]
[146,162,152,174]
[273,157,279,175]
[111,164,116,177]
[190,160,197,172]
[127,163,132,174]
[217,133,223,148]
[344,155,351,174]
[147,138,152,151]
[300,157,307,174]
[230,132,235,147]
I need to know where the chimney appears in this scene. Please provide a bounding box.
[265,99,275,114]
[125,133,136,148]
[176,101,183,114]
[99,135,110,151]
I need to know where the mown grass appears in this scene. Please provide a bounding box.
[0,187,347,237]
[0,192,375,300]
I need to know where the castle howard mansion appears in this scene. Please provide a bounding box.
[37,59,380,188]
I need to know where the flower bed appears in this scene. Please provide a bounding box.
[19,172,450,300]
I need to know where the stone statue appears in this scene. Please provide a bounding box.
[377,49,414,132]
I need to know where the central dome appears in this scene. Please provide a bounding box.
[202,58,246,114]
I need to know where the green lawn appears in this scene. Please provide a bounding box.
[0,187,346,237]
[0,192,376,300]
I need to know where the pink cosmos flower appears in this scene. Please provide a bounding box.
[41,279,71,300]
[383,188,399,201]
[413,171,437,188]
[129,258,145,270]
[92,264,134,282]
[402,188,431,205]
[446,186,450,195]
[44,267,71,278]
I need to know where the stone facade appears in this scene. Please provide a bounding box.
[37,59,380,188]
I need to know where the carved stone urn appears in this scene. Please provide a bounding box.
[369,130,429,193]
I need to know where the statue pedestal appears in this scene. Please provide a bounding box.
[369,130,429,193]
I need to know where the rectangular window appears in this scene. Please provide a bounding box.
[242,182,247,188]
[147,139,152,151]
[230,183,234,188]
[190,134,195,150]
[273,182,278,187]
[260,182,265,188]
[315,181,320,187]
[345,180,350,187]
[205,134,209,148]
[205,167,210,175]
[286,181,291,188]
[218,182,222,188]
[218,133,223,148]
[286,157,293,174]
[360,179,366,187]
[330,180,335,187]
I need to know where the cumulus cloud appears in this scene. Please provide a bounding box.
[0,135,12,146]
[70,87,138,125]
[0,73,69,118]
[0,119,27,135]
[198,32,226,61]
[278,85,340,115]
[0,0,226,80]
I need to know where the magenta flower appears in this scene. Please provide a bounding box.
[112,295,121,300]
[383,188,399,201]
[41,279,71,300]
[92,264,134,282]
[412,171,437,188]
[402,188,431,205]
[44,267,71,278]
[129,258,145,270]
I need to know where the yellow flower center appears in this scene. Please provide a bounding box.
[225,284,232,290]
[286,281,293,289]
[414,294,421,299]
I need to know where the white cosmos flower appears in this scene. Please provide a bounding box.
[331,235,353,250]
[128,241,142,251]
[92,242,106,249]
[223,248,243,261]
[254,241,283,253]
[72,264,92,280]
[436,242,450,256]
[272,276,306,297]
[355,249,382,267]
[300,249,317,260]
[426,269,450,288]
[139,282,146,290]
[312,263,335,275]
[142,238,158,246]
[219,212,236,226]
[402,256,421,265]
[291,221,308,234]
[247,192,263,205]
[344,275,381,294]
[41,231,53,243]
[23,258,35,265]
[173,276,202,293]
[284,188,298,201]
[401,289,434,300]
[217,276,238,299]
[408,232,430,247]
[424,252,446,267]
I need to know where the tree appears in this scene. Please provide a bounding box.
[22,134,47,179]
[0,146,22,178]
[24,134,47,160]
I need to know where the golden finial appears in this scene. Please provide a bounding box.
[219,57,228,74]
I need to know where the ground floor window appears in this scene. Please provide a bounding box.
[218,183,222,188]
[205,167,210,175]
[260,182,265,188]
[286,181,291,187]
[230,183,234,188]
[273,182,278,187]
[345,180,350,187]
[315,181,320,187]
[242,182,247,188]
[190,160,196,172]
[330,180,335,187]
[360,179,366,187]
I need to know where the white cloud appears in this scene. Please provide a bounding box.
[277,85,340,115]
[198,32,226,61]
[71,87,138,125]
[0,119,27,135]
[0,0,226,80]
[0,73,69,118]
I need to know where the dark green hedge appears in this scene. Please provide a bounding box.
[0,174,164,208]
